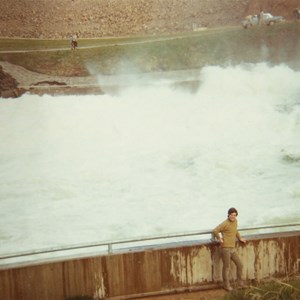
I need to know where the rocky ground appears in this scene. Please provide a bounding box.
[0,66,26,98]
[0,61,103,98]
[0,0,298,39]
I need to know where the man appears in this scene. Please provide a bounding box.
[294,8,300,20]
[213,207,246,291]
[258,10,264,25]
[71,33,78,50]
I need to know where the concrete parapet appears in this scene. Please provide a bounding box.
[0,231,299,300]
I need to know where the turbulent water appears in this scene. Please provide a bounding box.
[0,63,299,255]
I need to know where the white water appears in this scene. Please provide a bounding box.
[0,63,300,255]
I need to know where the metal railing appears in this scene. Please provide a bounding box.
[0,223,299,262]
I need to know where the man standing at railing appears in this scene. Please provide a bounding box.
[213,207,247,291]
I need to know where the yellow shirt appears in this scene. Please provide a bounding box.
[213,218,242,248]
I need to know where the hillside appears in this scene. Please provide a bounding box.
[0,0,299,38]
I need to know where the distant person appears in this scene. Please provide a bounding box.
[294,8,300,19]
[71,33,78,50]
[213,207,246,291]
[259,10,264,25]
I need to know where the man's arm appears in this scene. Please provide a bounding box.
[237,231,246,244]
[213,223,224,243]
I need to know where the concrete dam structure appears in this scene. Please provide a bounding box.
[0,224,299,300]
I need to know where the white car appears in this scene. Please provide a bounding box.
[242,13,284,29]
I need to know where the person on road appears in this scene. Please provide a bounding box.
[258,10,264,25]
[213,207,246,291]
[70,33,78,49]
[294,8,300,19]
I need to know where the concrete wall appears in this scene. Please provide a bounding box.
[0,231,299,300]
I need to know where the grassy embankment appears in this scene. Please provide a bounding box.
[222,277,300,300]
[0,22,299,77]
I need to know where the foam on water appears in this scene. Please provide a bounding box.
[0,63,299,253]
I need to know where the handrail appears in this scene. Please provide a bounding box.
[0,223,299,261]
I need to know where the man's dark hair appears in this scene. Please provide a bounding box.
[228,207,238,216]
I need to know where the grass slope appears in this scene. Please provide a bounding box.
[0,22,299,76]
